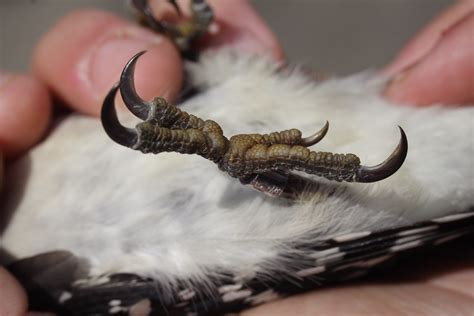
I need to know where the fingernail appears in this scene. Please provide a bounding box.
[385,67,410,90]
[384,33,442,100]
[84,27,164,100]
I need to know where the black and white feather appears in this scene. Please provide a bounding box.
[2,50,474,315]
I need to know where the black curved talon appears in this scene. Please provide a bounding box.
[119,51,150,120]
[354,127,408,183]
[101,83,138,148]
[102,53,409,199]
[301,121,329,147]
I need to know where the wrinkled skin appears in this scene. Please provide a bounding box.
[103,71,407,189]
[0,0,473,314]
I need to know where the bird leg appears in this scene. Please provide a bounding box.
[102,52,408,198]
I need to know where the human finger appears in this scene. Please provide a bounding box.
[0,266,28,316]
[242,281,474,316]
[384,0,474,76]
[385,12,474,106]
[0,72,51,158]
[33,9,183,116]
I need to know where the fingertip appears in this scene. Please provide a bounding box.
[0,267,28,316]
[0,73,51,158]
[383,0,474,77]
[33,9,183,116]
[385,12,474,106]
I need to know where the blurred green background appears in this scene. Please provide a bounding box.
[0,0,453,74]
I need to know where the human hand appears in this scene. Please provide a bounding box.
[0,1,282,314]
[0,73,50,316]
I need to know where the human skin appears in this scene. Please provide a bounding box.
[0,0,473,315]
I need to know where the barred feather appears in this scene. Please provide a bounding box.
[10,210,473,315]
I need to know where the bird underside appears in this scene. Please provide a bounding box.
[1,1,474,315]
[1,49,473,316]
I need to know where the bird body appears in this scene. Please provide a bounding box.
[2,50,473,315]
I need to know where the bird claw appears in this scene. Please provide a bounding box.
[102,52,408,199]
[132,0,213,56]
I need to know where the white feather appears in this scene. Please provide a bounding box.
[2,50,473,286]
